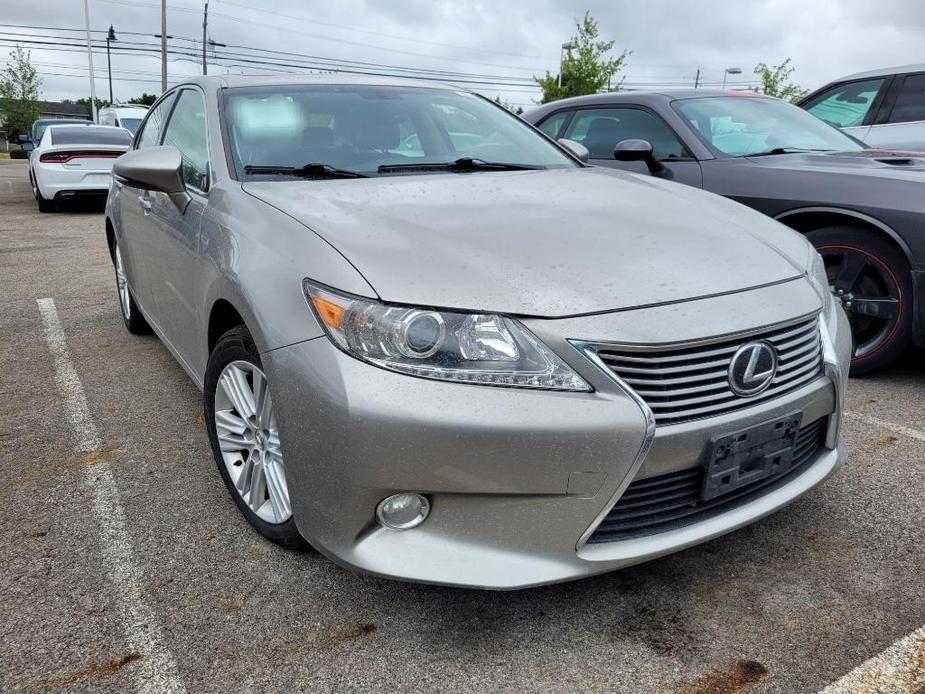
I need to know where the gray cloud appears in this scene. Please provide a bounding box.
[1,0,923,109]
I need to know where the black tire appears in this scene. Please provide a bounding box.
[112,239,152,335]
[32,173,55,213]
[806,226,913,375]
[204,326,306,549]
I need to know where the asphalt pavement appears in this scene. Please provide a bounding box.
[1,159,922,693]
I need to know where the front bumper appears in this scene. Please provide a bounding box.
[264,279,851,589]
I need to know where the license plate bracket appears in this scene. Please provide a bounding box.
[702,412,802,501]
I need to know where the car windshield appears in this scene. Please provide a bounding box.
[223,84,576,176]
[674,96,864,157]
[50,126,133,146]
[119,118,143,133]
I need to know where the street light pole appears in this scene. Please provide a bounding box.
[160,0,167,92]
[723,66,742,89]
[106,25,117,105]
[558,40,577,89]
[82,0,98,123]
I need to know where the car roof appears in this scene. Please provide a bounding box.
[832,63,925,82]
[524,89,767,115]
[173,73,458,91]
[34,118,91,125]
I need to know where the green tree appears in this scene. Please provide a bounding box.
[127,93,157,106]
[63,96,111,110]
[0,45,42,140]
[493,94,524,116]
[535,12,629,104]
[754,59,807,102]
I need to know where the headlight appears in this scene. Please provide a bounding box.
[808,247,832,309]
[303,280,590,391]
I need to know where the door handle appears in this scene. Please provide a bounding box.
[139,196,152,214]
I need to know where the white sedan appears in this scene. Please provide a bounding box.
[28,124,133,212]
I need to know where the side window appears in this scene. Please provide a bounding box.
[804,78,885,127]
[161,89,209,192]
[563,107,688,160]
[135,94,174,149]
[888,74,925,124]
[538,111,569,139]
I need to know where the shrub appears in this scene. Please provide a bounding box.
[9,149,27,159]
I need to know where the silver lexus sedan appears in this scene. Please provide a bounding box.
[106,75,851,589]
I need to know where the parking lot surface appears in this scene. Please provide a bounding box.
[1,159,923,693]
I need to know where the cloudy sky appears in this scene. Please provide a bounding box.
[2,0,924,109]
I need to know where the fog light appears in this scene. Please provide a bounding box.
[376,493,430,530]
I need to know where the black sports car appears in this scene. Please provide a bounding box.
[524,90,925,374]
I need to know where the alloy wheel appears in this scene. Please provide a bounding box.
[213,361,291,524]
[114,243,131,320]
[818,245,903,361]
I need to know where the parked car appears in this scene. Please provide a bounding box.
[98,104,149,134]
[525,90,925,374]
[106,75,849,589]
[27,124,132,211]
[30,117,92,145]
[797,64,925,151]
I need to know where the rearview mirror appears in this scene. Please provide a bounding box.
[558,138,590,163]
[113,146,191,212]
[614,139,666,175]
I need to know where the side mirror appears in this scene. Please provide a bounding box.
[20,141,35,153]
[614,139,666,175]
[113,145,191,212]
[558,138,590,163]
[16,133,31,144]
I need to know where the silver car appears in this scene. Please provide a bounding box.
[106,75,851,589]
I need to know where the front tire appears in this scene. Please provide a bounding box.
[204,326,306,549]
[806,226,912,375]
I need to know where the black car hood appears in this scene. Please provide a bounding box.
[745,149,925,181]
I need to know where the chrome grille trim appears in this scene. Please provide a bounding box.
[585,316,824,425]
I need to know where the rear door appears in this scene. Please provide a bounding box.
[115,92,175,312]
[866,72,925,151]
[801,77,889,144]
[144,87,210,365]
[559,106,703,186]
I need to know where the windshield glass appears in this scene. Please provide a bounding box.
[674,96,864,156]
[223,84,575,176]
[119,117,143,133]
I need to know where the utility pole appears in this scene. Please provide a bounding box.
[202,1,208,75]
[82,0,98,122]
[160,0,167,92]
[106,25,117,104]
[694,67,700,88]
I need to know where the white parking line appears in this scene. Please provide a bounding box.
[819,625,925,693]
[845,410,925,444]
[37,298,186,694]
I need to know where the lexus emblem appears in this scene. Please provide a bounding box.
[728,341,778,396]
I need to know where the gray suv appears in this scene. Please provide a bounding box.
[106,75,850,589]
[799,64,925,151]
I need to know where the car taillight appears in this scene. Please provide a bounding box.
[39,151,123,163]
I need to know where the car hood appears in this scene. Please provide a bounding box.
[745,149,925,181]
[243,168,807,317]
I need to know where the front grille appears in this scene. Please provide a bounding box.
[588,416,827,543]
[590,317,823,425]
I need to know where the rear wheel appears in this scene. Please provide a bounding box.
[806,226,912,375]
[113,239,151,334]
[31,172,55,213]
[204,326,306,549]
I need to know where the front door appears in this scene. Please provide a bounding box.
[561,106,703,187]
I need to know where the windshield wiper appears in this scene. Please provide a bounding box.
[747,147,832,157]
[378,157,542,174]
[243,163,368,178]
